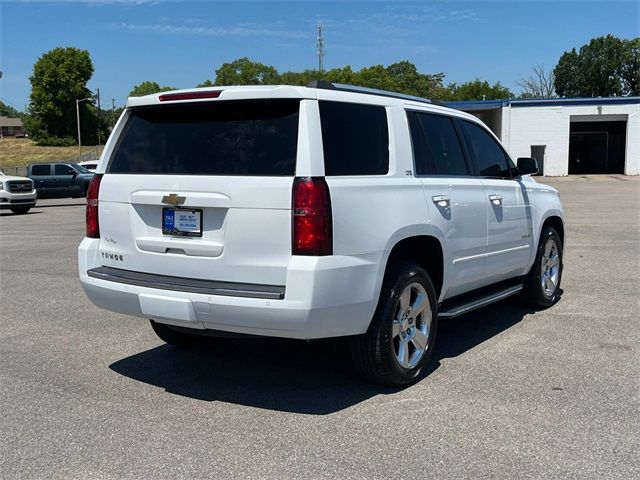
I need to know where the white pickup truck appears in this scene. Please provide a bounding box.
[0,172,37,214]
[78,82,564,385]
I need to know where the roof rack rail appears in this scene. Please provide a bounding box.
[307,80,432,105]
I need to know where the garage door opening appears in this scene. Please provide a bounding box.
[530,145,545,176]
[569,120,626,174]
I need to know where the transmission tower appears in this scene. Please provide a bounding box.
[317,23,325,73]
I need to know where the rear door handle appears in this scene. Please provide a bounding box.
[489,194,503,205]
[432,195,450,207]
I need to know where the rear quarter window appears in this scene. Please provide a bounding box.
[108,100,300,176]
[319,101,389,176]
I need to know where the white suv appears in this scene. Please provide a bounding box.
[78,82,564,385]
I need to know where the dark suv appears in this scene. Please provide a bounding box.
[27,162,94,198]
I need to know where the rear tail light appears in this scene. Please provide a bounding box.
[292,177,332,256]
[86,174,103,238]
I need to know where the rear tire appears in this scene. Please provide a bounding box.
[150,320,209,349]
[350,261,438,386]
[522,226,563,308]
[10,206,30,215]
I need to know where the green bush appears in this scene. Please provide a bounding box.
[34,136,77,147]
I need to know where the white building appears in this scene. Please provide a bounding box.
[447,97,640,176]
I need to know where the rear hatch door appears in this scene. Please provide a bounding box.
[98,97,301,287]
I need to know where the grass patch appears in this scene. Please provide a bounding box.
[0,138,104,169]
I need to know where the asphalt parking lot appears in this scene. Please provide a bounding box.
[1,175,638,479]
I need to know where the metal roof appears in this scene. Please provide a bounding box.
[0,116,23,127]
[446,96,640,111]
[444,100,504,111]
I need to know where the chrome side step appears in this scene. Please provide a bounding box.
[438,284,523,319]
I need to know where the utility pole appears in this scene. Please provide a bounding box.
[317,23,325,73]
[96,88,101,147]
[76,100,81,155]
[76,97,91,155]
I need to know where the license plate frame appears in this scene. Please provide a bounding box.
[162,207,203,237]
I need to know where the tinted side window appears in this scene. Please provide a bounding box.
[407,111,435,175]
[461,121,511,178]
[319,101,389,176]
[55,164,75,175]
[414,112,468,176]
[30,164,50,176]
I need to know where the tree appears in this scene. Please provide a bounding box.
[517,65,556,98]
[195,57,530,102]
[213,57,279,85]
[103,106,124,133]
[276,69,322,86]
[345,62,446,99]
[553,35,639,97]
[25,47,104,145]
[445,78,513,101]
[357,64,401,92]
[197,58,447,100]
[0,100,20,117]
[129,81,175,97]
[196,79,214,88]
[385,61,447,99]
[621,37,640,96]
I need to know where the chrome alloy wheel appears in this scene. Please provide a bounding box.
[392,282,432,369]
[540,238,560,297]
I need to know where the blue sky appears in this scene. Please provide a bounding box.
[1,0,638,111]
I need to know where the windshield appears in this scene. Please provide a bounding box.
[69,162,92,174]
[107,99,300,176]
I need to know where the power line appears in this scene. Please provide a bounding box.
[0,97,24,111]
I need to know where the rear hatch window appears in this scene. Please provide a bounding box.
[108,99,300,176]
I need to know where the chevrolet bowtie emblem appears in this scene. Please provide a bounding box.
[161,193,186,206]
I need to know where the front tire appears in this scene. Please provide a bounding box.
[10,206,30,215]
[522,226,563,308]
[350,261,438,386]
[150,320,209,349]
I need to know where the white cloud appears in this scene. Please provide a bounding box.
[313,4,482,37]
[116,21,307,39]
[8,1,157,4]
[3,0,158,5]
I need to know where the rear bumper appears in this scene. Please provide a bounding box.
[78,238,382,339]
[87,266,286,300]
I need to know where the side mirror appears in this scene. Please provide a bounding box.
[516,157,539,176]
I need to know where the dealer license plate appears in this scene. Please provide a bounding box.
[162,208,203,237]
